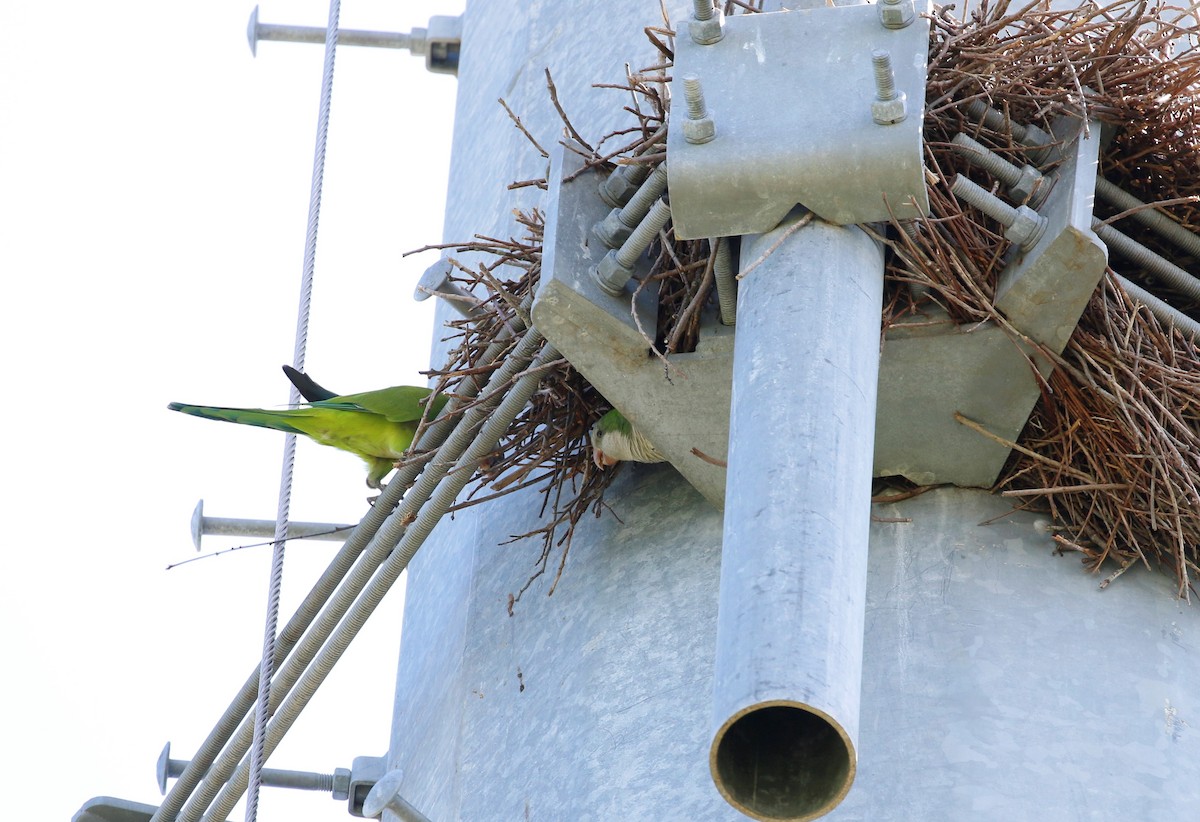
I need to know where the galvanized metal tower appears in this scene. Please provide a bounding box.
[376,1,1200,821]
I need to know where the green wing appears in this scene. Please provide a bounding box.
[318,385,448,423]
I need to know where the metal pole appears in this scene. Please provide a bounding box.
[712,210,884,821]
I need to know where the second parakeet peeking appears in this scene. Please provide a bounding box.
[590,408,666,468]
[169,368,447,488]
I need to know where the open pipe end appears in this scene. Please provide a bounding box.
[710,702,856,821]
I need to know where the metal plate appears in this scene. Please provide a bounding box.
[669,2,931,238]
[533,143,733,509]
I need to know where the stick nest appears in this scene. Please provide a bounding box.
[412,0,1200,601]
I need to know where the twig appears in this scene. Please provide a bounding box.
[736,213,813,280]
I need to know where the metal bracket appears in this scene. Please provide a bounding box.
[994,116,1108,354]
[873,116,1107,486]
[532,143,732,509]
[668,1,932,238]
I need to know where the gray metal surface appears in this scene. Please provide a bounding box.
[668,1,931,238]
[839,486,1200,822]
[713,214,883,820]
[393,472,1200,820]
[873,315,1043,487]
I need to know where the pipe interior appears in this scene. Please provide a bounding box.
[712,705,853,821]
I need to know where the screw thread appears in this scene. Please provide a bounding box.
[693,0,714,22]
[872,50,896,101]
[618,164,669,229]
[950,175,1018,227]
[1092,221,1200,303]
[617,199,672,269]
[682,76,707,119]
[967,100,1030,142]
[951,133,1022,187]
[713,238,737,325]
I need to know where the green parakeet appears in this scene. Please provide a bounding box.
[169,373,447,488]
[590,408,666,468]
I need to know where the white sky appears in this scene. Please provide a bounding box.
[1,2,464,819]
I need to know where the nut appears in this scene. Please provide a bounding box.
[1004,205,1048,251]
[871,91,907,125]
[682,115,716,144]
[688,7,724,45]
[592,249,634,297]
[1010,164,1048,208]
[593,207,634,249]
[598,166,648,208]
[878,0,914,29]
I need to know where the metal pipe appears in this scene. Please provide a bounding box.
[713,211,883,821]
[190,500,353,550]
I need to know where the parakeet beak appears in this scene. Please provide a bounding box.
[592,444,618,469]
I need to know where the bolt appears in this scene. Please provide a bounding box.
[713,237,737,326]
[1094,176,1200,260]
[246,4,418,57]
[594,163,669,248]
[363,770,433,822]
[680,76,716,144]
[592,198,673,297]
[689,0,725,45]
[413,259,481,318]
[598,162,652,208]
[684,76,707,119]
[966,100,1053,165]
[870,50,907,125]
[157,742,351,800]
[190,499,353,551]
[878,0,915,29]
[872,50,897,100]
[950,175,1047,251]
[1092,219,1200,304]
[950,132,1048,207]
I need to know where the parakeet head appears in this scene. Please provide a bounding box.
[590,408,666,468]
[591,408,632,468]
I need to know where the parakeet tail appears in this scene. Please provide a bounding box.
[167,402,307,436]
